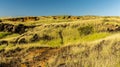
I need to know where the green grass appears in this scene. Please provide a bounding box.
[42,39,62,47]
[80,32,111,41]
[34,32,111,47]
[0,32,11,39]
[0,45,6,50]
[4,33,19,38]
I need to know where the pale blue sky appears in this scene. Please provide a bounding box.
[0,0,120,16]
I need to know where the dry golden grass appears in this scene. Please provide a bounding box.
[0,16,120,67]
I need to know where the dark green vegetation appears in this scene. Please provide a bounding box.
[0,16,120,67]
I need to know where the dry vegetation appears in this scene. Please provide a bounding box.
[0,16,120,67]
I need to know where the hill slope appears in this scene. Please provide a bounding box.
[0,16,120,67]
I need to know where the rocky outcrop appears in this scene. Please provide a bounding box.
[2,16,39,22]
[13,24,27,34]
[0,19,2,22]
[0,23,13,32]
[1,16,81,22]
[0,40,8,46]
[0,23,35,34]
[106,24,120,32]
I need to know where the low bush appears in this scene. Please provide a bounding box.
[78,25,93,36]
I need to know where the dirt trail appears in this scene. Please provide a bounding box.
[0,47,59,67]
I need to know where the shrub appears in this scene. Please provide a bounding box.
[30,34,40,42]
[78,25,93,36]
[103,18,109,22]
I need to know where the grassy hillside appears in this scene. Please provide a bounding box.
[0,16,120,67]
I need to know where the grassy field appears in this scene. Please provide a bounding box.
[0,16,120,67]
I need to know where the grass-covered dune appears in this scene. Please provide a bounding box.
[0,16,120,67]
